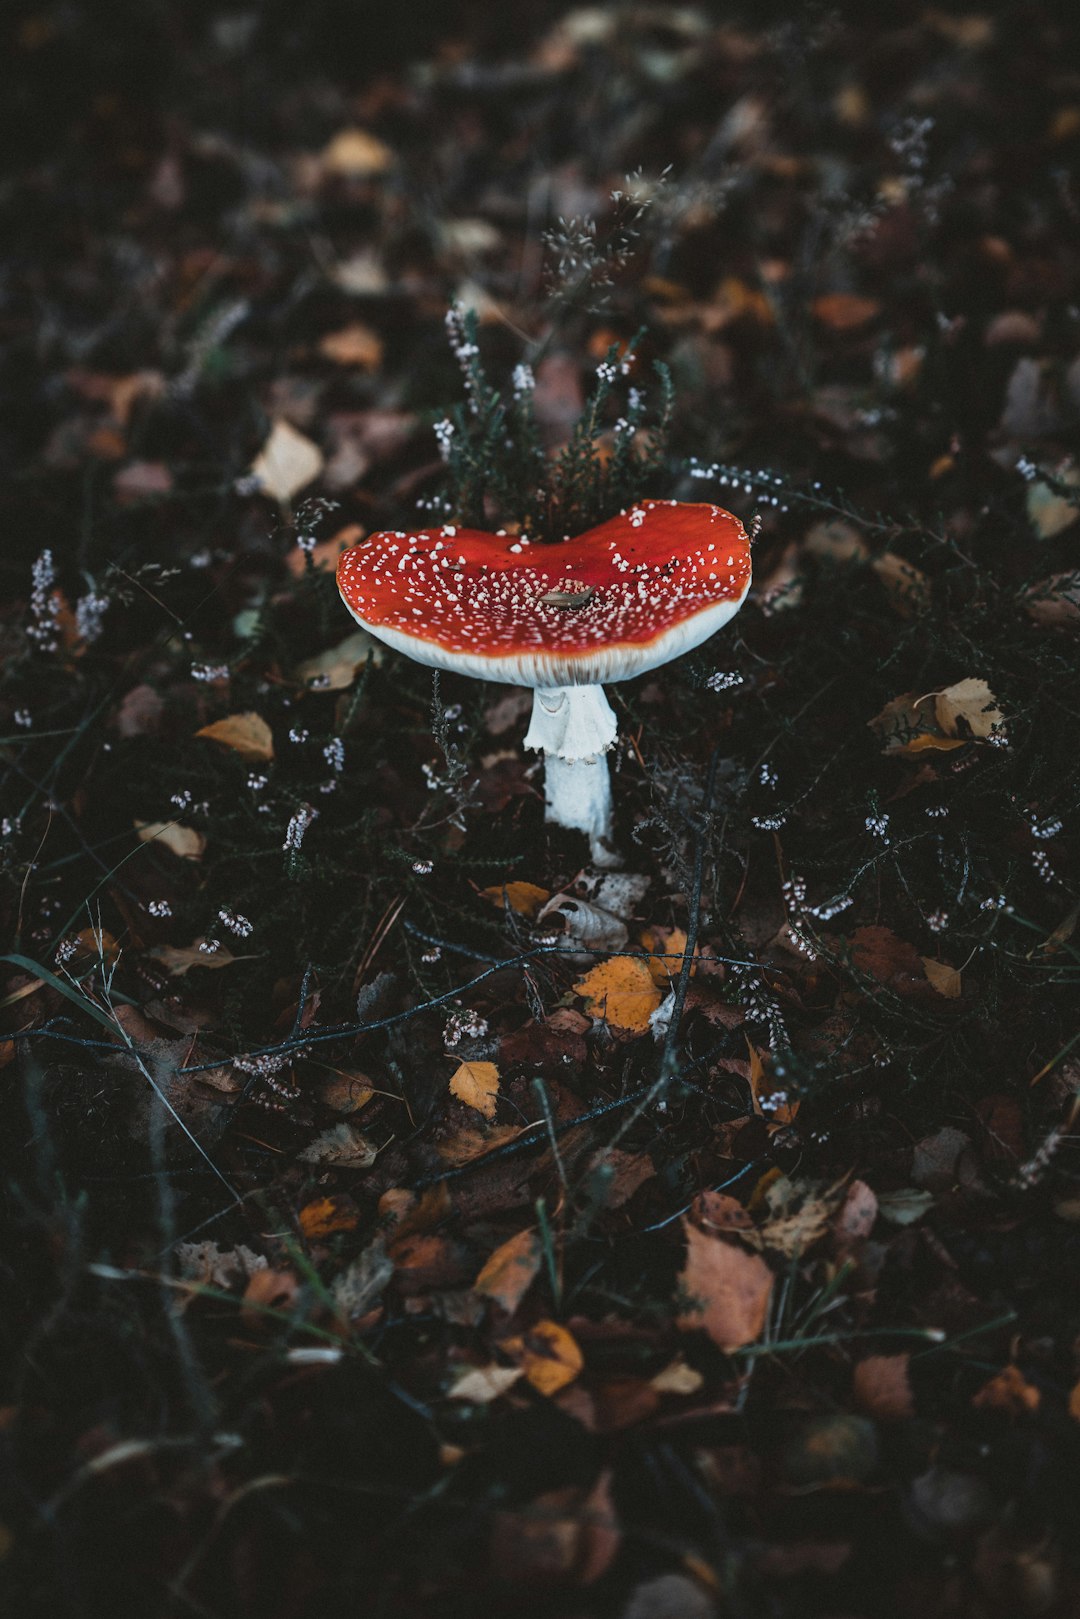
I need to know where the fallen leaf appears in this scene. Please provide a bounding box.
[922,958,963,998]
[1069,1381,1080,1422]
[449,1059,500,1120]
[488,1471,619,1586]
[677,1224,773,1352]
[435,1123,524,1166]
[877,1187,935,1225]
[782,1414,880,1486]
[297,1123,377,1169]
[241,1268,300,1323]
[1026,465,1080,538]
[812,292,882,330]
[298,1195,360,1238]
[574,957,662,1034]
[481,880,550,918]
[500,1319,584,1396]
[147,939,238,976]
[651,1357,705,1396]
[250,419,324,505]
[972,1364,1040,1415]
[872,552,931,616]
[933,677,1005,741]
[853,1354,915,1420]
[447,1362,524,1403]
[869,691,965,755]
[321,127,394,177]
[835,1180,878,1248]
[1023,570,1080,632]
[295,628,383,690]
[473,1228,541,1314]
[135,819,206,860]
[318,322,383,369]
[638,924,696,987]
[194,712,274,762]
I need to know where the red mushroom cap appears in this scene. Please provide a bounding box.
[337,500,751,686]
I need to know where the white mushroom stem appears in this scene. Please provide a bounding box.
[524,686,618,864]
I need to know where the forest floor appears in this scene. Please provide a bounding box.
[3,4,1080,1616]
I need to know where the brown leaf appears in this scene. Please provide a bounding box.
[135,819,206,860]
[812,292,882,330]
[922,957,963,998]
[473,1228,541,1314]
[241,1268,300,1324]
[847,925,926,989]
[677,1224,773,1352]
[834,1179,878,1249]
[147,939,238,976]
[449,1059,500,1120]
[1023,570,1080,632]
[853,1354,915,1420]
[488,1471,619,1587]
[194,711,274,762]
[500,1320,584,1396]
[297,1123,377,1169]
[1026,465,1080,538]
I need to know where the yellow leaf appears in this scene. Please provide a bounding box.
[933,678,1005,741]
[321,127,394,177]
[195,712,274,762]
[135,819,205,860]
[676,1223,774,1352]
[638,924,695,987]
[474,1228,541,1314]
[574,957,662,1034]
[295,629,383,691]
[480,881,550,918]
[500,1320,584,1396]
[922,958,962,998]
[449,1060,500,1120]
[318,322,383,369]
[250,419,324,505]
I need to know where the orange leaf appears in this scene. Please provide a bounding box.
[449,1059,500,1120]
[574,957,662,1034]
[474,1228,541,1314]
[480,881,550,918]
[972,1364,1041,1415]
[299,1195,360,1238]
[676,1224,773,1352]
[195,712,274,762]
[500,1320,584,1396]
[812,292,881,330]
[318,322,383,369]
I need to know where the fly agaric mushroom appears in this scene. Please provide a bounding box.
[337,500,751,863]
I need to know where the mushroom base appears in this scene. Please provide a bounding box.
[524,686,619,865]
